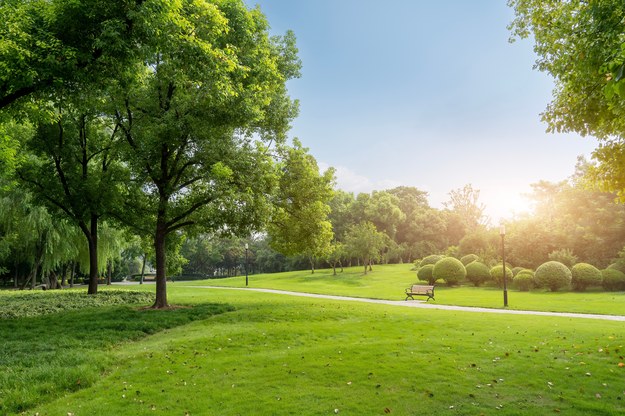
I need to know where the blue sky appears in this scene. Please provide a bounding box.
[247,0,599,223]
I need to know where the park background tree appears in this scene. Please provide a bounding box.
[344,222,386,275]
[268,140,335,273]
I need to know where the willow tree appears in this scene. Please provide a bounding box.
[508,1,625,199]
[112,0,300,308]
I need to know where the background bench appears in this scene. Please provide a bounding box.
[405,284,435,301]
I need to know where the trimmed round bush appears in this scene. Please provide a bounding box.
[465,261,491,287]
[417,264,436,285]
[433,257,466,286]
[489,265,513,288]
[460,254,479,266]
[513,270,534,291]
[420,254,444,267]
[602,268,625,291]
[607,262,625,274]
[512,267,525,277]
[534,261,572,292]
[571,263,602,291]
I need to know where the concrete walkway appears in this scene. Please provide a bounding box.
[187,285,625,322]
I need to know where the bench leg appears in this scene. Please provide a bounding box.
[405,294,414,301]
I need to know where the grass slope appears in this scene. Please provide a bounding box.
[28,286,625,416]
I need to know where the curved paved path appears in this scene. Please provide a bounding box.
[188,285,625,322]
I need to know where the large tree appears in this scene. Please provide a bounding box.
[508,1,625,199]
[113,0,300,308]
[268,140,335,273]
[17,92,124,294]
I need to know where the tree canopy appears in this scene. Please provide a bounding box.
[508,0,625,199]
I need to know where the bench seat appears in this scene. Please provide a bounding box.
[405,284,435,301]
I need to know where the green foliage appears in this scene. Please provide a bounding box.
[508,1,625,200]
[268,141,335,267]
[432,257,466,286]
[465,261,491,287]
[458,229,500,265]
[601,268,625,291]
[420,254,444,267]
[548,248,578,268]
[571,263,603,292]
[512,267,525,276]
[416,264,435,285]
[535,261,572,292]
[460,253,479,265]
[513,270,535,292]
[443,184,487,232]
[344,222,387,275]
[489,264,513,288]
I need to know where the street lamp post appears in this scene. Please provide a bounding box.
[245,243,249,287]
[500,225,508,307]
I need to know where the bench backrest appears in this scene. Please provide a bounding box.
[410,285,434,294]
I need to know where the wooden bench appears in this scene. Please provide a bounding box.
[405,284,434,301]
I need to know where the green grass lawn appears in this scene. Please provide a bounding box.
[179,263,625,316]
[5,266,625,415]
[25,286,625,415]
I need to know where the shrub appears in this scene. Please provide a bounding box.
[535,261,572,291]
[512,267,525,276]
[489,265,513,288]
[433,257,466,286]
[602,268,625,291]
[417,264,436,285]
[607,262,625,274]
[571,263,602,291]
[465,261,491,287]
[513,270,534,291]
[460,254,479,266]
[420,254,444,267]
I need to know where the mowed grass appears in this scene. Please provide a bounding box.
[28,286,625,415]
[179,263,625,316]
[0,289,233,414]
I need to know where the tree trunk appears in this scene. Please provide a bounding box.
[70,261,75,288]
[80,215,99,295]
[333,262,336,276]
[309,256,315,274]
[140,253,147,284]
[13,264,18,288]
[60,263,68,287]
[153,216,168,308]
[363,257,368,275]
[106,260,112,285]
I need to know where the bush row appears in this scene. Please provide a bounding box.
[414,255,625,292]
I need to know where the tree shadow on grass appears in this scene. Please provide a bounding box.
[0,302,234,414]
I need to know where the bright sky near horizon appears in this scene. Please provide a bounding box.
[247,0,599,224]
